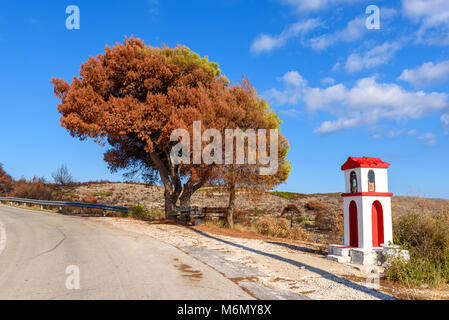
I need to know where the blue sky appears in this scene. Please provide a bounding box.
[1,0,449,198]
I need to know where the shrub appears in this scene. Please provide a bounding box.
[305,201,333,230]
[256,216,309,241]
[0,163,14,195]
[299,216,315,222]
[386,210,449,287]
[130,205,146,219]
[129,205,162,220]
[281,203,302,217]
[83,195,98,203]
[234,210,252,226]
[13,177,55,200]
[305,200,328,212]
[330,210,344,238]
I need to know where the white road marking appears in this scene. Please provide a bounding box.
[0,220,6,256]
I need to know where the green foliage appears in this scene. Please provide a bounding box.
[161,45,221,78]
[312,192,342,197]
[216,219,227,228]
[386,256,448,287]
[299,216,315,222]
[249,209,267,215]
[88,191,113,197]
[130,205,163,221]
[386,211,449,287]
[130,205,147,219]
[270,191,308,199]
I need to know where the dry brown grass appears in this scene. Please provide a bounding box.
[255,216,309,241]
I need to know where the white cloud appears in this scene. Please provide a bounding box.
[402,0,449,25]
[314,117,366,134]
[398,60,449,86]
[250,19,320,54]
[264,72,449,135]
[387,129,404,138]
[331,62,341,72]
[250,35,286,54]
[264,71,306,105]
[345,42,402,73]
[418,133,437,146]
[442,113,449,134]
[308,16,366,51]
[278,71,306,87]
[402,0,449,44]
[320,77,335,86]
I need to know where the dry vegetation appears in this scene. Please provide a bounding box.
[386,209,449,288]
[2,175,449,291]
[2,179,448,242]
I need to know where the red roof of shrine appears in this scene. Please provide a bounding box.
[341,157,390,171]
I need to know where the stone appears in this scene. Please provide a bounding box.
[350,249,379,266]
[327,255,351,263]
[381,244,410,268]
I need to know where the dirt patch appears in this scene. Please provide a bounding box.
[175,263,203,281]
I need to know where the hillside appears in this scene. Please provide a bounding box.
[59,182,449,218]
[54,182,449,245]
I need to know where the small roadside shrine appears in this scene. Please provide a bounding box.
[328,157,409,266]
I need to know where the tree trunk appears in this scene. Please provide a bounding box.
[179,185,195,207]
[179,178,205,208]
[149,151,178,219]
[226,182,236,228]
[164,189,176,219]
[179,192,192,207]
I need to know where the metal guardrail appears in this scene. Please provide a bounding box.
[0,197,129,217]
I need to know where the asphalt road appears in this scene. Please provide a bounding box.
[0,205,253,300]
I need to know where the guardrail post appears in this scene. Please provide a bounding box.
[103,209,106,217]
[40,205,44,210]
[59,206,62,213]
[81,207,84,215]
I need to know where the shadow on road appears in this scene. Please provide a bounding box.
[189,228,395,300]
[267,241,327,256]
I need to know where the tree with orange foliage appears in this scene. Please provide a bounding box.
[52,38,235,217]
[209,80,291,227]
[0,163,14,196]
